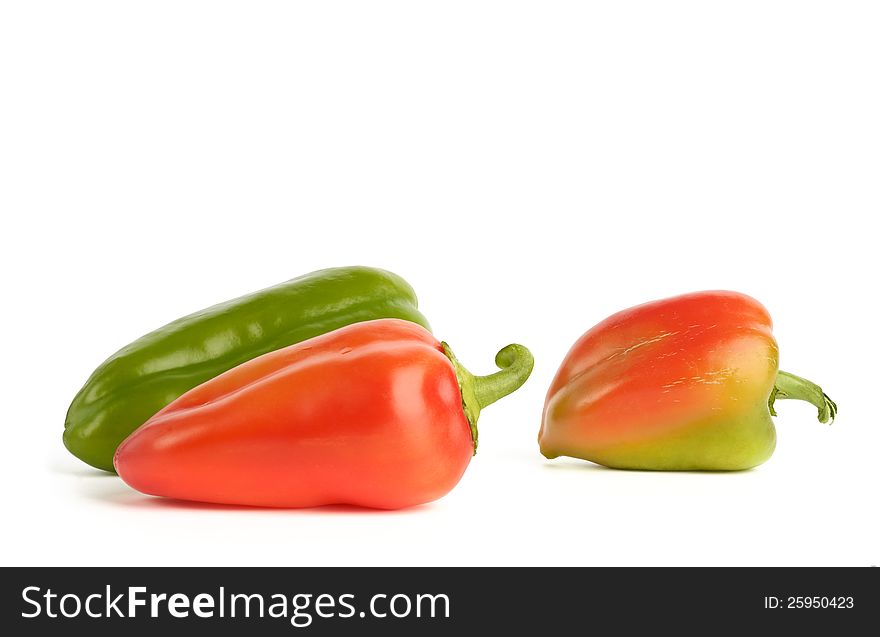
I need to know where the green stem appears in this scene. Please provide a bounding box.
[769,370,837,424]
[442,342,534,454]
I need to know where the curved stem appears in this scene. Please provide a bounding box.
[442,342,534,454]
[472,344,535,409]
[769,370,837,424]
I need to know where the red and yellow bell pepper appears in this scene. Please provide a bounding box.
[539,291,835,471]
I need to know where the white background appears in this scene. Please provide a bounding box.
[1,1,877,567]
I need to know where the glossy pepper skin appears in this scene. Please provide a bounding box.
[539,291,836,471]
[114,319,533,509]
[65,267,430,472]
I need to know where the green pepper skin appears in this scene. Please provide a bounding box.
[64,266,430,472]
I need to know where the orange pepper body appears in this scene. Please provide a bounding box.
[115,320,474,509]
[540,292,782,470]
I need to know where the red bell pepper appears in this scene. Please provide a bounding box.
[115,319,533,509]
[539,291,835,470]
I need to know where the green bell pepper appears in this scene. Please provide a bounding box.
[64,266,430,471]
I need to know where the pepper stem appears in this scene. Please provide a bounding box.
[769,370,837,424]
[441,342,534,454]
